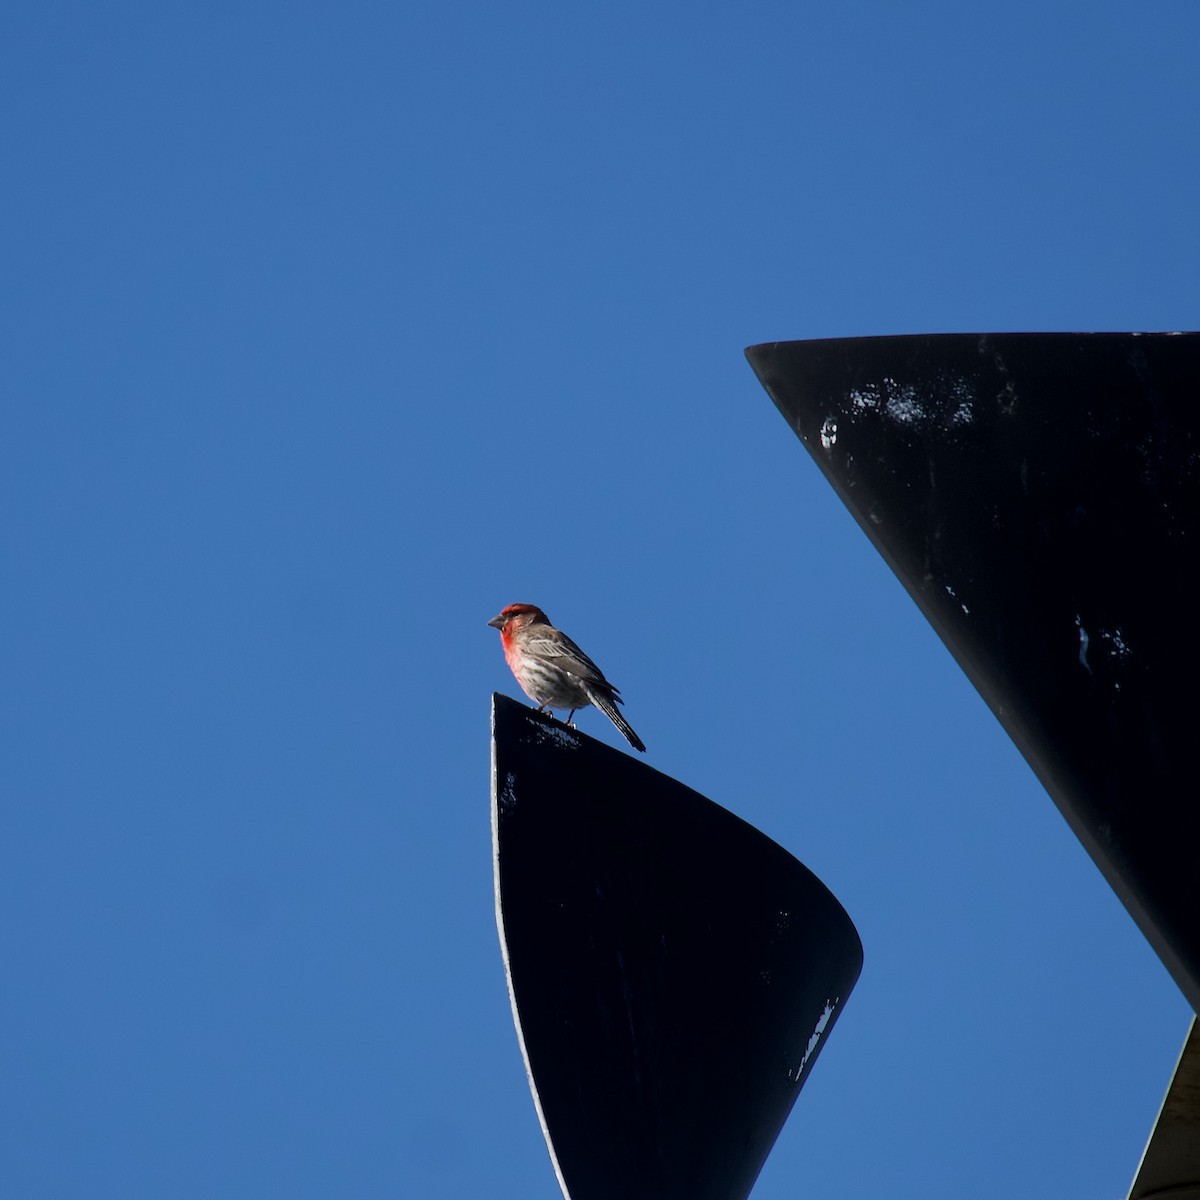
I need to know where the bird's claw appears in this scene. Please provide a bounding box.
[534,704,575,729]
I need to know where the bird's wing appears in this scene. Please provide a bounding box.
[525,627,619,692]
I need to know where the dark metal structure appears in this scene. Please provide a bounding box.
[1129,1017,1200,1200]
[745,333,1200,1014]
[489,333,1197,1198]
[491,694,862,1200]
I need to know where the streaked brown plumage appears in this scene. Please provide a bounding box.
[488,603,646,752]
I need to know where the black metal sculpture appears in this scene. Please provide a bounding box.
[745,333,1200,1012]
[1128,1017,1200,1200]
[491,694,862,1200]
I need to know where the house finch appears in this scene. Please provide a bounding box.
[488,603,646,752]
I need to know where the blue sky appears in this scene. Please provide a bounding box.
[3,2,1196,1196]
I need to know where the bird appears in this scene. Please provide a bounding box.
[488,603,646,752]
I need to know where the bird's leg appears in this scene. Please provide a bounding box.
[565,709,577,728]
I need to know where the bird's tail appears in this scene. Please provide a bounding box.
[588,688,646,753]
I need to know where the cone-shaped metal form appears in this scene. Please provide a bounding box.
[746,333,1200,1011]
[1129,1017,1200,1200]
[491,694,862,1200]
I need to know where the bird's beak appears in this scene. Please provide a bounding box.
[487,614,505,629]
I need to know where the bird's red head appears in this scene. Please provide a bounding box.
[487,603,549,640]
